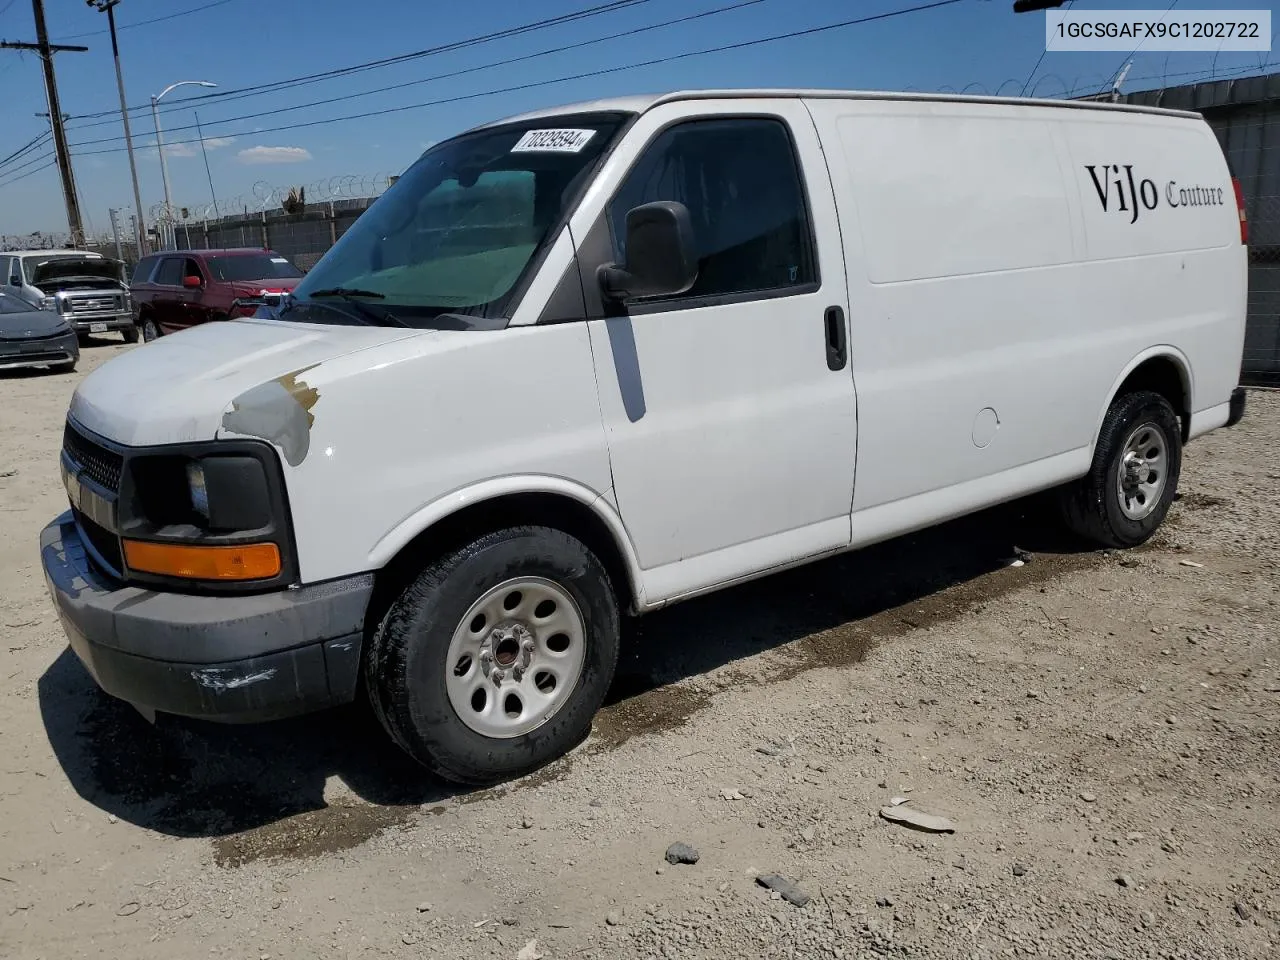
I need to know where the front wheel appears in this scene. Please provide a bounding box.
[121,324,139,344]
[140,316,160,342]
[365,526,620,785]
[1059,390,1182,548]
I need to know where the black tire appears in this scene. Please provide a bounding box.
[1060,390,1182,548]
[365,526,620,785]
[141,316,159,342]
[121,324,139,344]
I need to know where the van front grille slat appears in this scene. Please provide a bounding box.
[62,422,123,492]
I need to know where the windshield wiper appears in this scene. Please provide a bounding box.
[300,288,408,327]
[308,287,386,300]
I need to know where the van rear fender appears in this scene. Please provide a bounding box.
[1093,348,1193,455]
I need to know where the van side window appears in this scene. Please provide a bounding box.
[154,258,183,286]
[608,118,816,303]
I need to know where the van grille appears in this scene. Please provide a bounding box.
[63,421,123,492]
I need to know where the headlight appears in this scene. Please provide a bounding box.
[121,447,291,588]
[39,296,57,312]
[187,461,209,519]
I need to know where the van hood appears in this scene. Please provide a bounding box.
[69,319,423,448]
[31,257,123,285]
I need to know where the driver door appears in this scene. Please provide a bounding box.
[569,99,858,602]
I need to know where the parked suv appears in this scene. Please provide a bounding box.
[1,249,136,343]
[130,248,303,340]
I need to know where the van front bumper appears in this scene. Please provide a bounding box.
[40,512,373,723]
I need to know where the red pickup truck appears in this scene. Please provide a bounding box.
[129,248,303,340]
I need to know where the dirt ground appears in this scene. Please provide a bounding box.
[1,341,1278,960]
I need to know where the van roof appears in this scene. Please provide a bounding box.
[478,89,1201,129]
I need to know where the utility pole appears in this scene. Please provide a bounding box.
[108,207,124,261]
[88,1,149,255]
[0,1,89,247]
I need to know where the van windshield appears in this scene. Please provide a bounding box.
[287,113,626,328]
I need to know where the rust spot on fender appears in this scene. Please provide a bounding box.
[221,365,321,466]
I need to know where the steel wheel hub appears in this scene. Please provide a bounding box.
[445,577,586,739]
[1116,422,1168,521]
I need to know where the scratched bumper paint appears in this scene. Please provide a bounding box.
[40,512,373,723]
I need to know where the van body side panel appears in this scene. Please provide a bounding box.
[1060,114,1247,420]
[253,324,615,585]
[807,99,1245,532]
[810,99,1089,517]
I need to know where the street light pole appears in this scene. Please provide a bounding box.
[88,1,149,255]
[150,79,216,250]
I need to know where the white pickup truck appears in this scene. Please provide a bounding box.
[41,90,1248,785]
[2,250,137,342]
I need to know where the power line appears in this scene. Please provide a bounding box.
[71,0,967,157]
[66,0,767,148]
[0,157,54,190]
[0,147,55,180]
[66,0,658,124]
[1099,0,1179,96]
[0,129,49,169]
[50,0,243,42]
[1019,0,1072,96]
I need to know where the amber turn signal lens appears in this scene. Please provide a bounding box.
[123,540,282,581]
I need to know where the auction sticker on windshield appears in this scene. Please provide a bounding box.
[511,129,597,153]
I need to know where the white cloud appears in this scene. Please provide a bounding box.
[236,145,313,165]
[144,137,235,160]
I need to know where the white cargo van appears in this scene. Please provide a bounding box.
[42,90,1248,784]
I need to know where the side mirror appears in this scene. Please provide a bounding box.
[182,274,203,289]
[598,200,698,302]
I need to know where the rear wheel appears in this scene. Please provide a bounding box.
[1060,390,1182,548]
[365,526,620,785]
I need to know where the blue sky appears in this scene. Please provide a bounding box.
[0,0,1275,237]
